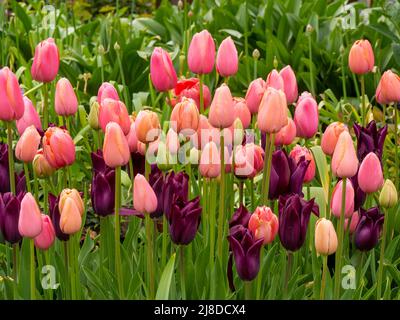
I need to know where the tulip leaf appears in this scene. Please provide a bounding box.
[155,253,176,300]
[311,146,330,204]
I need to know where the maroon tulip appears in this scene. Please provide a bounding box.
[354,207,384,251]
[0,192,24,243]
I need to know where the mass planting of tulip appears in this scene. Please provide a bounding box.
[0,1,400,301]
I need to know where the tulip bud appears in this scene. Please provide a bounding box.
[156,141,173,172]
[170,97,200,134]
[126,121,139,153]
[189,147,200,165]
[98,82,119,104]
[150,47,177,92]
[103,122,130,168]
[266,69,284,91]
[357,152,384,193]
[331,179,354,219]
[376,70,400,104]
[0,67,24,121]
[135,110,161,144]
[133,174,158,214]
[31,38,59,83]
[274,117,296,146]
[187,30,215,74]
[34,214,55,250]
[245,78,265,114]
[208,84,235,129]
[379,179,398,208]
[88,100,100,130]
[166,128,180,155]
[232,118,244,146]
[279,66,298,104]
[15,125,41,163]
[289,145,316,183]
[321,122,348,156]
[43,126,76,169]
[248,206,279,245]
[257,87,288,134]
[60,197,82,235]
[233,98,251,129]
[33,149,55,178]
[16,97,42,135]
[55,78,78,116]
[59,188,84,217]
[199,141,221,178]
[294,92,318,138]
[18,193,43,238]
[331,131,359,178]
[315,218,338,256]
[216,37,238,77]
[252,49,260,60]
[348,39,374,75]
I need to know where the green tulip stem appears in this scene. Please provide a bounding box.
[360,74,366,126]
[377,208,389,299]
[395,106,399,191]
[209,179,217,269]
[42,83,49,129]
[320,255,328,300]
[239,180,244,206]
[179,245,186,299]
[198,74,204,114]
[23,163,31,193]
[161,214,168,268]
[244,281,252,300]
[284,251,293,299]
[30,239,35,300]
[217,133,226,258]
[114,166,124,299]
[255,248,264,299]
[12,243,19,299]
[145,213,155,299]
[6,121,15,194]
[261,133,275,205]
[334,177,347,299]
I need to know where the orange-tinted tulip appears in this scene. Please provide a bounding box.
[274,117,296,146]
[99,98,130,135]
[321,122,348,156]
[348,39,374,75]
[248,206,279,245]
[315,218,338,255]
[59,188,84,217]
[257,87,288,134]
[0,67,24,121]
[43,126,76,169]
[170,97,200,134]
[103,122,130,168]
[33,149,55,178]
[331,131,359,178]
[60,197,82,235]
[15,125,41,163]
[135,110,161,144]
[208,84,235,129]
[376,70,400,104]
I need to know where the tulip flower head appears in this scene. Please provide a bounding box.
[31,38,59,83]
[172,78,212,110]
[199,141,221,178]
[257,87,288,134]
[289,145,316,183]
[348,39,374,75]
[97,82,119,104]
[376,70,400,104]
[233,143,264,179]
[34,214,55,250]
[331,179,355,219]
[265,69,284,91]
[55,78,78,116]
[133,174,158,214]
[233,98,251,129]
[229,205,251,229]
[135,110,161,144]
[187,30,215,74]
[0,192,24,243]
[245,78,266,114]
[59,188,84,217]
[344,211,360,235]
[59,196,82,235]
[357,152,384,193]
[15,125,41,163]
[18,192,43,238]
[379,179,398,209]
[16,97,42,136]
[170,97,200,134]
[315,218,338,256]
[208,84,235,129]
[353,121,387,162]
[354,207,384,251]
[103,122,130,168]
[274,118,296,146]
[248,206,279,245]
[0,67,24,121]
[331,131,359,178]
[33,149,55,178]
[43,126,76,169]
[279,65,298,104]
[321,122,348,156]
[99,98,131,135]
[216,37,238,77]
[294,92,318,139]
[150,47,177,92]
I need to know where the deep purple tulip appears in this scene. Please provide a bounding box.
[227,224,263,283]
[354,207,384,251]
[91,150,115,217]
[163,171,189,219]
[0,143,26,194]
[349,174,366,211]
[269,149,309,200]
[0,192,24,243]
[49,193,69,241]
[353,121,387,162]
[149,165,164,218]
[229,205,251,228]
[278,194,319,252]
[168,196,201,245]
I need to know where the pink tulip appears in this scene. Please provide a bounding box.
[321,122,348,156]
[98,82,119,104]
[331,131,359,178]
[166,128,180,154]
[344,211,360,234]
[376,70,400,104]
[279,65,298,104]
[103,122,130,168]
[208,84,235,128]
[170,97,200,134]
[18,193,42,238]
[266,69,284,91]
[274,117,296,146]
[150,47,177,92]
[294,92,318,138]
[257,87,288,134]
[248,206,279,245]
[133,174,158,214]
[289,145,316,183]
[245,78,265,114]
[331,179,355,219]
[348,39,374,75]
[216,37,238,77]
[358,152,384,193]
[233,143,264,179]
[233,98,251,129]
[16,97,42,135]
[55,78,78,116]
[126,121,139,153]
[31,38,59,83]
[199,141,221,178]
[99,98,130,135]
[135,110,161,144]
[34,214,55,250]
[195,115,220,149]
[0,67,24,121]
[15,125,41,163]
[188,30,215,74]
[43,126,75,169]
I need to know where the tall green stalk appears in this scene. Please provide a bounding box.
[179,246,186,299]
[30,239,35,300]
[334,178,347,299]
[360,75,366,126]
[377,208,388,299]
[198,74,204,114]
[217,133,225,258]
[42,83,49,129]
[114,166,124,298]
[6,121,15,194]
[261,133,275,205]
